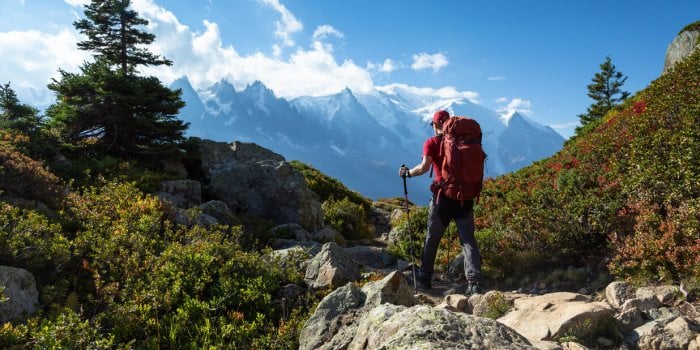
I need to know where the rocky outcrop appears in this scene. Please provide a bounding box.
[349,304,535,350]
[304,242,360,292]
[197,139,323,231]
[638,316,700,350]
[663,26,700,74]
[299,271,535,350]
[0,266,39,323]
[497,292,615,342]
[157,180,202,208]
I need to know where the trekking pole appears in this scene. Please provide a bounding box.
[401,164,418,290]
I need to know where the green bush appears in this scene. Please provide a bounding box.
[0,131,67,209]
[0,309,117,349]
[322,197,373,241]
[387,206,428,263]
[0,203,71,273]
[0,178,316,349]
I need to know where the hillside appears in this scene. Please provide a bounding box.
[474,43,700,284]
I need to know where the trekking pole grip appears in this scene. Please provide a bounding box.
[401,164,408,195]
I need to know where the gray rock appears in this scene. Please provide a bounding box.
[198,140,323,231]
[606,281,634,309]
[638,316,700,350]
[0,266,39,323]
[345,245,397,270]
[268,223,312,241]
[444,294,470,313]
[159,179,202,208]
[532,340,564,350]
[298,271,416,350]
[617,307,646,332]
[636,285,681,305]
[626,320,662,345]
[298,283,363,350]
[498,292,614,342]
[171,207,219,228]
[304,242,360,292]
[312,226,347,247]
[561,342,590,350]
[622,295,662,313]
[361,271,416,309]
[270,239,320,254]
[270,245,316,272]
[199,200,236,225]
[368,206,391,239]
[194,212,218,227]
[646,307,682,324]
[663,29,700,74]
[349,304,536,350]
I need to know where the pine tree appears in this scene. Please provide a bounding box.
[74,0,171,73]
[0,82,41,134]
[577,56,630,132]
[47,0,187,159]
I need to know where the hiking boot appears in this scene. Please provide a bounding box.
[465,281,482,295]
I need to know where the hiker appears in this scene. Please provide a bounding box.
[398,109,483,295]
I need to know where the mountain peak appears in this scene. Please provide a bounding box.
[244,80,275,97]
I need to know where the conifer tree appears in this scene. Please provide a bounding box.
[577,56,630,132]
[47,0,187,159]
[74,0,171,74]
[0,82,41,134]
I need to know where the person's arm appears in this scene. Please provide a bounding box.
[399,155,432,178]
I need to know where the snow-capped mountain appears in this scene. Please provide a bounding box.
[171,77,564,201]
[499,112,566,173]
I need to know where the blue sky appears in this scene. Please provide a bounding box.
[1,0,698,138]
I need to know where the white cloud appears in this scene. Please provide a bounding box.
[130,1,373,98]
[411,52,448,72]
[367,58,397,73]
[5,0,492,108]
[312,25,344,41]
[0,28,90,104]
[488,76,506,81]
[259,0,302,53]
[494,97,508,103]
[378,59,396,73]
[378,83,479,104]
[496,97,533,122]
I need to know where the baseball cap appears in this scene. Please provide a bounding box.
[431,110,450,125]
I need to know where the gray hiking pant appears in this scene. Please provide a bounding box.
[420,196,481,283]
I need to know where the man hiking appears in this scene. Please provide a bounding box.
[399,109,483,295]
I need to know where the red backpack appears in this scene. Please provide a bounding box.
[437,116,486,202]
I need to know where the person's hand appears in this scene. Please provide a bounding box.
[398,165,410,178]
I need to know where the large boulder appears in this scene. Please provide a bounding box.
[606,281,634,309]
[157,179,202,208]
[663,26,700,74]
[304,242,360,292]
[197,140,323,231]
[348,304,536,350]
[0,266,39,323]
[299,271,534,350]
[498,292,615,343]
[637,316,700,350]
